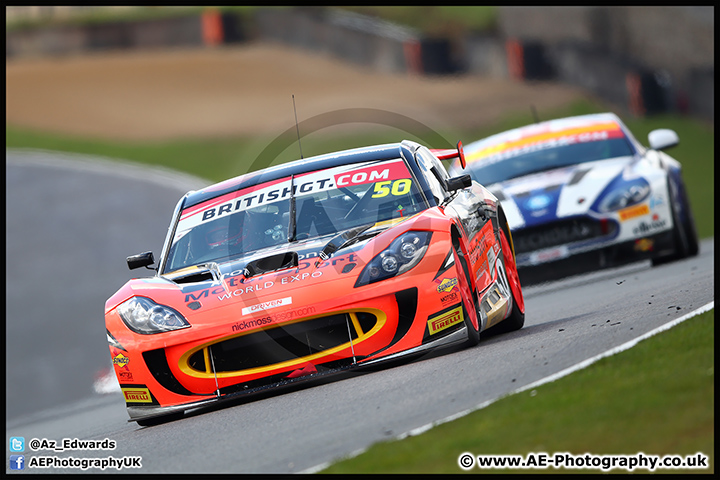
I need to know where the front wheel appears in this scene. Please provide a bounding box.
[488,210,524,334]
[652,178,697,266]
[452,238,480,346]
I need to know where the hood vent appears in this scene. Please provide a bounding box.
[170,269,214,285]
[244,251,299,278]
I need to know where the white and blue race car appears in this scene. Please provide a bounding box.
[452,113,699,283]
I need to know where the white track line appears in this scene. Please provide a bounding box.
[301,301,714,473]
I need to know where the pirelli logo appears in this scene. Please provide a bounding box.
[122,387,153,403]
[427,305,464,335]
[619,204,650,221]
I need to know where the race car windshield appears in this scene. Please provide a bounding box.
[467,137,634,186]
[164,158,427,272]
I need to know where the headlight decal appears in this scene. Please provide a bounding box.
[594,175,651,213]
[106,329,127,351]
[117,296,191,335]
[354,231,432,287]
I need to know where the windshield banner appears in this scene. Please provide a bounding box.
[176,159,411,233]
[467,122,624,166]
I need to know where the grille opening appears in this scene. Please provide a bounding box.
[356,312,377,334]
[189,313,378,374]
[188,351,206,372]
[513,218,616,253]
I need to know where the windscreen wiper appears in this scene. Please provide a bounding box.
[316,222,377,265]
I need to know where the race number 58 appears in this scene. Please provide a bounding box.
[372,179,412,198]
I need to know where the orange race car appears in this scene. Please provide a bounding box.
[105,140,525,425]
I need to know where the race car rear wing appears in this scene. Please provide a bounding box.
[431,141,466,170]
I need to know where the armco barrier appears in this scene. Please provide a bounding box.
[6,15,206,56]
[5,7,713,121]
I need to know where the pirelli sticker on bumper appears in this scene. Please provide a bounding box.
[122,386,155,404]
[619,203,650,221]
[427,305,464,335]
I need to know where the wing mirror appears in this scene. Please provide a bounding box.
[446,174,472,192]
[456,141,466,169]
[648,129,679,151]
[127,251,155,270]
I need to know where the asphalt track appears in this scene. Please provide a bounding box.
[5,150,714,474]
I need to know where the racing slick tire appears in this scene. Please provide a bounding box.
[487,208,525,335]
[678,177,699,257]
[452,234,481,347]
[652,178,698,266]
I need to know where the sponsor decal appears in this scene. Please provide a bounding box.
[467,122,623,165]
[466,234,486,266]
[634,238,654,252]
[122,387,153,403]
[649,194,665,209]
[427,306,464,335]
[177,161,411,233]
[112,353,130,371]
[530,245,570,264]
[242,296,292,316]
[486,246,497,271]
[619,203,650,221]
[118,371,134,382]
[632,218,668,235]
[440,291,459,305]
[436,277,459,293]
[183,253,361,304]
[334,161,409,187]
[193,253,363,303]
[231,306,317,332]
[527,194,551,210]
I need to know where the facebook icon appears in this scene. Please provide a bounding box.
[10,455,25,470]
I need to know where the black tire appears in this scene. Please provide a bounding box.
[487,209,524,334]
[679,179,699,257]
[452,235,480,346]
[652,178,696,266]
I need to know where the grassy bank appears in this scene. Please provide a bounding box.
[6,99,714,238]
[320,309,714,473]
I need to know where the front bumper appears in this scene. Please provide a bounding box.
[108,234,479,423]
[125,322,470,423]
[516,229,675,284]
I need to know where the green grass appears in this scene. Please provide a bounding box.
[6,98,714,238]
[320,309,714,473]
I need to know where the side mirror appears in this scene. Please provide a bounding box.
[127,251,155,270]
[648,129,679,151]
[456,141,466,170]
[446,174,472,192]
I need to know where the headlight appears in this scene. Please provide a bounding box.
[597,177,651,212]
[117,296,190,334]
[355,231,432,287]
